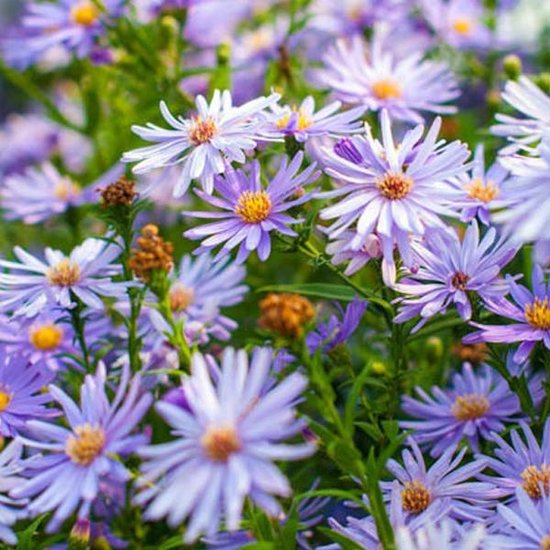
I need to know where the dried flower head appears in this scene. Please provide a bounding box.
[258,293,315,338]
[452,342,488,364]
[100,176,138,208]
[128,224,174,282]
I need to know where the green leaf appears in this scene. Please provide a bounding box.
[317,527,365,550]
[257,283,358,302]
[157,535,185,550]
[16,514,48,550]
[241,543,276,550]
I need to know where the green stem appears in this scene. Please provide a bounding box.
[68,296,91,371]
[157,291,192,368]
[0,61,84,134]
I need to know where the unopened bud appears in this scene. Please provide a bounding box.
[68,519,90,550]
[426,336,444,363]
[370,361,387,375]
[502,54,522,81]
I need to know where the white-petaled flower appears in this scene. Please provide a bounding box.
[123,89,281,197]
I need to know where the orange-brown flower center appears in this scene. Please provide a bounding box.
[70,1,99,26]
[169,283,195,313]
[188,116,217,145]
[401,480,431,514]
[47,259,81,287]
[376,172,413,200]
[235,190,272,223]
[452,393,490,421]
[541,535,550,550]
[521,464,550,500]
[372,79,402,100]
[525,298,550,330]
[451,271,470,291]
[201,426,241,462]
[65,424,106,465]
[464,178,500,203]
[29,324,64,351]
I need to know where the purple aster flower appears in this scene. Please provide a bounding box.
[492,76,550,152]
[184,153,319,263]
[381,439,494,522]
[419,0,492,50]
[325,230,382,276]
[477,419,550,504]
[329,481,450,549]
[12,363,152,532]
[464,264,550,363]
[306,297,367,354]
[2,0,123,69]
[313,36,459,124]
[393,222,517,331]
[0,237,129,317]
[0,312,111,372]
[267,96,365,142]
[136,347,316,543]
[318,111,470,284]
[447,144,515,225]
[396,520,489,550]
[0,440,29,545]
[493,132,550,265]
[0,350,54,437]
[400,362,535,457]
[122,89,280,197]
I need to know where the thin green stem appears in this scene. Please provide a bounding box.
[68,295,91,371]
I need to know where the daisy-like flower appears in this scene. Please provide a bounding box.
[306,297,367,354]
[464,264,550,363]
[381,439,493,522]
[447,144,514,225]
[492,76,550,151]
[325,230,382,276]
[0,441,29,545]
[184,153,319,263]
[319,111,470,284]
[122,89,281,197]
[136,347,316,543]
[1,163,122,225]
[0,237,129,317]
[493,132,550,264]
[267,97,365,142]
[396,520,491,550]
[0,312,111,372]
[0,351,54,437]
[400,362,534,457]
[313,36,459,124]
[3,0,123,69]
[477,419,550,504]
[12,363,152,532]
[329,481,450,549]
[393,222,517,331]
[419,0,492,50]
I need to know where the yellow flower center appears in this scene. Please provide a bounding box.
[525,298,550,330]
[451,271,470,291]
[541,536,550,550]
[47,258,81,287]
[464,178,500,203]
[276,107,313,131]
[521,464,550,499]
[235,190,272,223]
[65,424,106,466]
[54,179,80,201]
[70,1,99,26]
[188,116,217,145]
[29,324,64,351]
[371,79,402,100]
[376,172,413,200]
[401,480,431,514]
[452,17,473,35]
[169,283,195,313]
[452,393,490,421]
[0,385,12,412]
[201,426,241,462]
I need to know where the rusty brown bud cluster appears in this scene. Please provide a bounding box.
[100,176,138,208]
[128,224,174,282]
[452,342,488,365]
[258,292,315,338]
